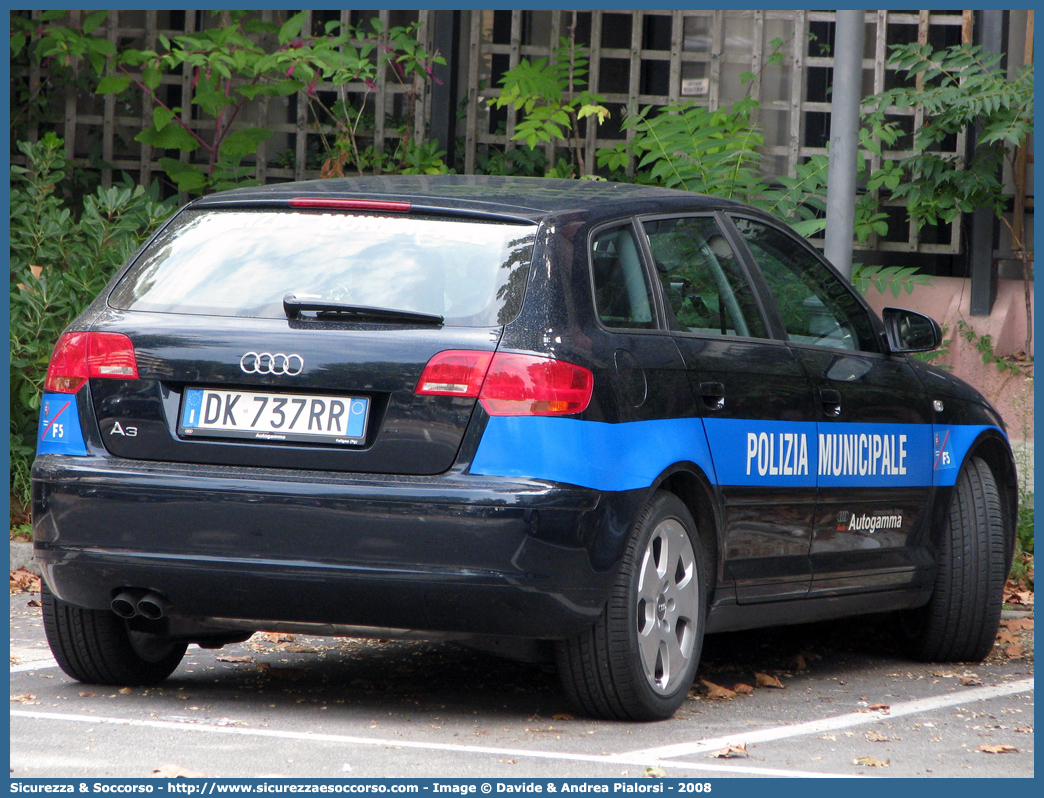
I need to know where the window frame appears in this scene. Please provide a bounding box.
[722,213,889,355]
[634,211,776,344]
[585,217,666,334]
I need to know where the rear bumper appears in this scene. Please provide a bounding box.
[32,454,632,639]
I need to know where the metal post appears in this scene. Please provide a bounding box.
[823,10,865,281]
[429,10,460,169]
[969,10,1007,316]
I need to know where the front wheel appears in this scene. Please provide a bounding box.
[556,491,707,721]
[898,456,1009,662]
[42,581,187,685]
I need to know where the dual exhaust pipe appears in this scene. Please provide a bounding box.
[111,589,170,620]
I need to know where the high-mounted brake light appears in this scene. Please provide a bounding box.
[288,198,412,213]
[44,332,140,394]
[415,350,593,416]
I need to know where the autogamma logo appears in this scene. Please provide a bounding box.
[240,352,304,376]
[836,510,902,533]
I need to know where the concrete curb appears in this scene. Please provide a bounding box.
[10,540,40,576]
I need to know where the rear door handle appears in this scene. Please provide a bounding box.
[820,388,842,417]
[700,381,725,411]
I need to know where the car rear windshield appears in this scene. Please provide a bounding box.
[109,209,537,326]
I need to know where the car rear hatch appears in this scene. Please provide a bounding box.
[87,203,538,476]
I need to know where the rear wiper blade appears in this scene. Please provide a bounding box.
[283,294,444,325]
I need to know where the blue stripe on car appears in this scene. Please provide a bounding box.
[471,416,715,492]
[471,416,1000,491]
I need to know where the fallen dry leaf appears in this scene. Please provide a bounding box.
[1001,617,1034,632]
[29,264,44,280]
[867,703,890,713]
[10,694,39,704]
[26,599,40,608]
[1005,643,1025,658]
[733,683,755,696]
[978,744,1019,754]
[791,653,807,671]
[10,568,41,595]
[644,766,667,778]
[261,632,295,643]
[960,676,983,686]
[853,756,890,767]
[217,655,253,663]
[1004,586,1034,606]
[78,692,96,698]
[118,687,132,695]
[552,713,575,721]
[996,629,1018,645]
[152,764,210,778]
[710,744,748,759]
[700,679,737,700]
[754,672,784,689]
[865,730,890,742]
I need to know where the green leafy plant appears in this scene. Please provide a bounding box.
[11,524,33,542]
[850,264,933,298]
[1016,502,1034,556]
[9,134,175,511]
[312,18,446,178]
[863,43,1034,357]
[738,36,789,87]
[953,318,1031,377]
[18,11,443,193]
[1008,377,1034,586]
[488,36,609,177]
[603,99,763,200]
[865,43,1033,224]
[474,144,548,177]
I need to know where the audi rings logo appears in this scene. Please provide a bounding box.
[836,510,851,524]
[240,352,304,376]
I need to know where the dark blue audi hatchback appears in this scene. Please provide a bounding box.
[33,176,1017,720]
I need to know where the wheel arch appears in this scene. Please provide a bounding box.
[651,463,721,595]
[966,430,1019,570]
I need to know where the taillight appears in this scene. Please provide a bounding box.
[415,350,493,397]
[44,332,139,393]
[480,353,593,416]
[416,350,593,416]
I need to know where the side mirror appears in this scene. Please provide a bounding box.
[882,307,942,353]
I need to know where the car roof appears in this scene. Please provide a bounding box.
[190,175,753,224]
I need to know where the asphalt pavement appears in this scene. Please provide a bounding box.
[9,589,1034,779]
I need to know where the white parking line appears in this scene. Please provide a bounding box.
[10,657,58,673]
[616,678,1035,760]
[10,709,860,778]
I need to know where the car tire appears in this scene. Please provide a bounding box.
[556,491,707,721]
[899,456,1008,662]
[42,581,187,685]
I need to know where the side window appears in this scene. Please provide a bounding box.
[732,218,880,352]
[642,216,767,339]
[590,224,655,329]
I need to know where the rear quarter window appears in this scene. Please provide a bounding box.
[110,209,537,327]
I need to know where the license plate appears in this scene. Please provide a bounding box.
[179,388,369,445]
